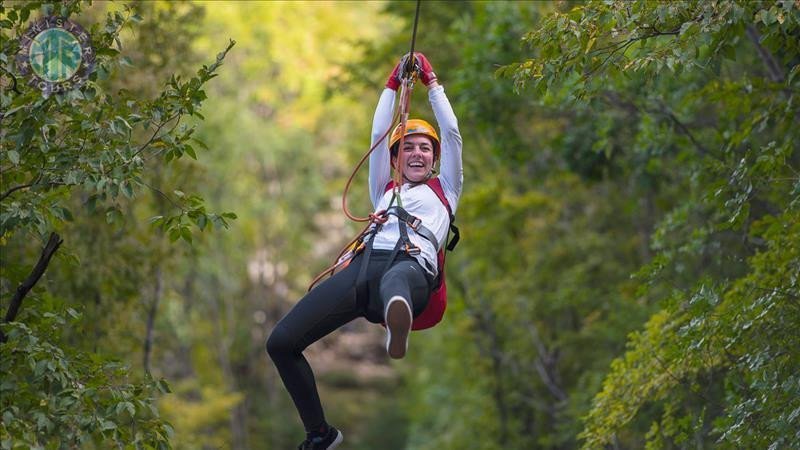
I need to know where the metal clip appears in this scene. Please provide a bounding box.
[405,244,421,256]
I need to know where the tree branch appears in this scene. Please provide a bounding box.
[584,29,680,80]
[745,24,785,83]
[655,101,714,158]
[0,179,68,202]
[0,182,37,202]
[599,91,718,159]
[0,169,58,202]
[138,179,185,212]
[0,65,22,97]
[129,113,181,162]
[101,113,181,177]
[528,322,569,402]
[1,232,63,343]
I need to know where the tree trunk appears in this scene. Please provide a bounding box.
[210,276,248,450]
[745,24,785,83]
[637,191,654,262]
[143,265,162,374]
[1,232,62,343]
[454,270,512,446]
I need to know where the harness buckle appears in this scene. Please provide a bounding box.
[405,244,421,256]
[408,217,422,231]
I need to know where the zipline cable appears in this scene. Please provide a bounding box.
[407,0,422,73]
[393,0,422,194]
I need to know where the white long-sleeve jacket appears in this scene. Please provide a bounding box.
[367,86,463,276]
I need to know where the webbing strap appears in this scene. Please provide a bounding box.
[385,206,440,252]
[355,192,399,296]
[446,222,460,251]
[355,233,375,301]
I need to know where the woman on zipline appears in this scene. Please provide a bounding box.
[267,53,462,450]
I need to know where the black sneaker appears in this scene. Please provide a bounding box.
[385,295,412,359]
[298,426,343,450]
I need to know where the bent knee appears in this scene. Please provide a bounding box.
[266,325,297,357]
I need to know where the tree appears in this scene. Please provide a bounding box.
[1,1,234,446]
[502,1,800,447]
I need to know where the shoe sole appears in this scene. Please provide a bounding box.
[386,296,412,359]
[328,430,343,449]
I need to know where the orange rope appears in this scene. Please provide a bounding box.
[341,78,415,222]
[309,77,417,291]
[393,80,408,195]
[341,107,400,222]
[306,221,372,290]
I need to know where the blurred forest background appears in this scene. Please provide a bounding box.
[1,1,798,449]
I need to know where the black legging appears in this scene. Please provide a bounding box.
[266,249,432,431]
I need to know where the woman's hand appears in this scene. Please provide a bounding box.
[413,53,437,87]
[385,57,405,91]
[385,53,438,91]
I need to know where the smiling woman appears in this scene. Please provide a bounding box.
[267,52,463,449]
[391,120,439,183]
[397,134,435,180]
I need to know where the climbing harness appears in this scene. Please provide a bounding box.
[308,0,460,330]
[381,178,459,330]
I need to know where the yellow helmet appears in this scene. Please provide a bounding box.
[389,119,440,161]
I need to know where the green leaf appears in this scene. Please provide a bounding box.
[116,401,135,418]
[3,104,25,117]
[788,64,799,84]
[121,182,134,199]
[180,226,192,243]
[87,195,98,214]
[184,145,197,160]
[585,37,596,54]
[95,48,120,57]
[105,209,118,224]
[157,378,172,394]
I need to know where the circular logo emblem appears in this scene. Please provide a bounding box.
[16,16,95,96]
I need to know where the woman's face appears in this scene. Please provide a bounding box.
[393,134,435,182]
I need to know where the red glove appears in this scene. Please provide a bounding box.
[385,53,438,90]
[413,52,437,86]
[385,57,404,91]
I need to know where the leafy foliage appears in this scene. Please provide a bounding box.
[501,0,800,448]
[1,307,172,449]
[1,1,236,447]
[1,1,235,243]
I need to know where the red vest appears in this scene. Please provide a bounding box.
[385,178,453,330]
